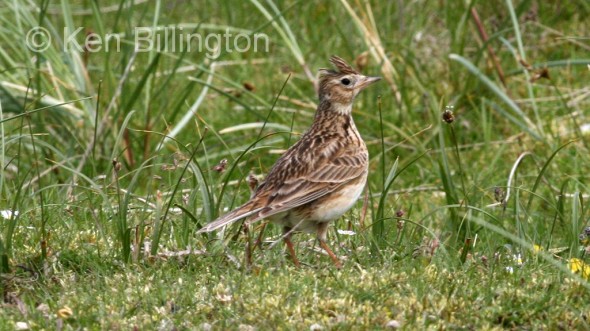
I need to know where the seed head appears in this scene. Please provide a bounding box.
[494,187,505,203]
[112,159,122,173]
[247,173,259,193]
[212,159,228,173]
[442,106,455,124]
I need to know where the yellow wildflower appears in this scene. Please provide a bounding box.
[57,306,73,319]
[569,258,590,280]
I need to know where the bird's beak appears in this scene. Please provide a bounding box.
[356,75,381,90]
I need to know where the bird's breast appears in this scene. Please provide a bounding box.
[268,172,368,233]
[306,172,368,223]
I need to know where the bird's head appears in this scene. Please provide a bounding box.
[317,56,381,114]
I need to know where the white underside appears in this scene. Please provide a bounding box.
[269,174,367,234]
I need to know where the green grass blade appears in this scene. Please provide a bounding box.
[449,54,542,140]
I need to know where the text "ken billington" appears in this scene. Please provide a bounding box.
[48,27,269,58]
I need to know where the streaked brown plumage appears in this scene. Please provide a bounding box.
[198,56,380,268]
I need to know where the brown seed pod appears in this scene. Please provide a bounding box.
[442,107,455,124]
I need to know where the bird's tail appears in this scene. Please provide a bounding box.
[197,201,263,233]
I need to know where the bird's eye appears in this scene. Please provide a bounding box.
[340,78,351,86]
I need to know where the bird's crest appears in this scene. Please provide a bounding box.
[330,55,358,74]
[318,55,359,78]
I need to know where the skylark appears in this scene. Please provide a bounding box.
[198,56,380,268]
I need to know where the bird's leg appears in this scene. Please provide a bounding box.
[319,240,342,269]
[283,227,301,267]
[243,222,253,268]
[317,222,342,269]
[251,222,268,251]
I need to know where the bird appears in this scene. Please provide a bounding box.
[197,56,380,268]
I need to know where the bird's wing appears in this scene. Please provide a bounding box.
[196,201,263,233]
[249,139,368,222]
[198,132,367,232]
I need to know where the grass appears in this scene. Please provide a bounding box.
[1,0,590,329]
